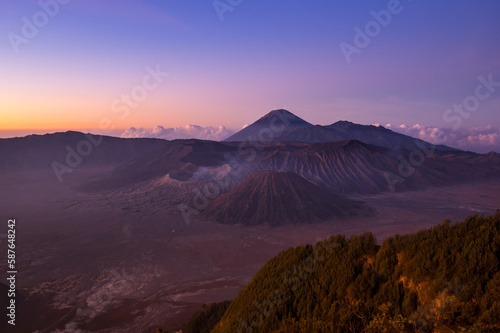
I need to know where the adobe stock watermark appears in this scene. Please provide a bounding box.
[385,73,499,192]
[177,111,293,225]
[110,65,169,121]
[77,268,134,323]
[339,0,411,64]
[7,0,71,54]
[51,65,169,182]
[443,73,499,129]
[384,138,440,192]
[213,0,244,22]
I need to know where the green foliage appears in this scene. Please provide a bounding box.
[180,301,231,333]
[186,212,500,332]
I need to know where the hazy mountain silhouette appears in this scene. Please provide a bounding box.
[2,111,498,199]
[74,138,500,199]
[327,120,457,151]
[225,109,458,151]
[0,131,165,172]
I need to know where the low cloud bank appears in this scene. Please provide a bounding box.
[121,123,499,153]
[385,124,499,153]
[121,125,234,141]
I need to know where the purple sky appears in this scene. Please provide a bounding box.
[1,0,499,151]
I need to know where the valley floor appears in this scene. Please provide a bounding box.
[0,169,499,332]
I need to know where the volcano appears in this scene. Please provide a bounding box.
[224,109,458,151]
[224,109,312,142]
[201,170,372,226]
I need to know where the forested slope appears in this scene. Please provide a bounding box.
[204,212,500,332]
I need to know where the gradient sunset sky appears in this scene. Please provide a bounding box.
[1,0,499,145]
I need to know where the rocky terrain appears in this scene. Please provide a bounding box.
[0,110,498,332]
[201,171,373,226]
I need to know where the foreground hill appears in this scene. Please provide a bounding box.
[183,212,500,332]
[201,171,372,226]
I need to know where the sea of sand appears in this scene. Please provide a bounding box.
[1,168,498,332]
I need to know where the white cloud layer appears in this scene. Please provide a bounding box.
[387,124,499,153]
[121,123,499,153]
[121,125,234,141]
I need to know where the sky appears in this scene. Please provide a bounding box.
[1,0,499,151]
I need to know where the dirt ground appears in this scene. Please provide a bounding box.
[1,169,499,332]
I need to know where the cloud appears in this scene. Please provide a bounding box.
[121,123,499,152]
[121,125,234,141]
[387,124,500,153]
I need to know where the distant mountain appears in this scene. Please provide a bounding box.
[0,131,165,172]
[201,171,372,226]
[224,109,312,142]
[326,120,457,151]
[78,139,238,191]
[278,125,345,143]
[3,131,499,196]
[77,138,500,199]
[225,109,458,151]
